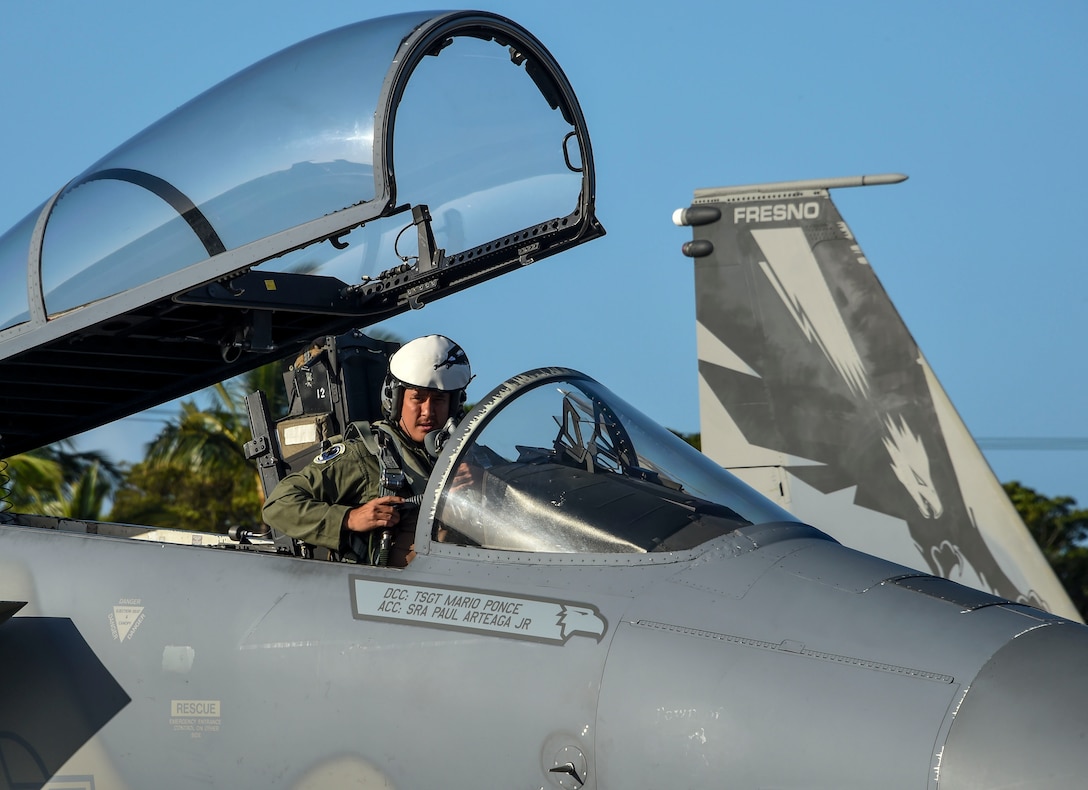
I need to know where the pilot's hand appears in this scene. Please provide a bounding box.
[344,495,404,533]
[449,462,482,493]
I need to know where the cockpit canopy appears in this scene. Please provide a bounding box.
[425,368,796,556]
[0,11,602,456]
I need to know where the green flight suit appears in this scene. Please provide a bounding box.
[262,420,433,566]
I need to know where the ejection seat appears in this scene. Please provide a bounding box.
[242,330,399,556]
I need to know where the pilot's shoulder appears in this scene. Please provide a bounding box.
[310,437,378,467]
[309,441,345,465]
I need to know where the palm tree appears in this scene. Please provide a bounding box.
[61,460,113,519]
[110,365,283,532]
[2,442,119,519]
[145,391,252,479]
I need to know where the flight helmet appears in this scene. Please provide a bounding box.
[380,334,472,423]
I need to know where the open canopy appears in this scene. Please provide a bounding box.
[0,10,602,456]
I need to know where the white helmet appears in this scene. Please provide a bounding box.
[380,335,472,422]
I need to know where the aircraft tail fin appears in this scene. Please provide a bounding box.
[676,175,1079,621]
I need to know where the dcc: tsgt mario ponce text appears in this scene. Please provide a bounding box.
[378,586,531,629]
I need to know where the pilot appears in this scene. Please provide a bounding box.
[262,334,473,567]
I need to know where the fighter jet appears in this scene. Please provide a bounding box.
[2,11,1087,790]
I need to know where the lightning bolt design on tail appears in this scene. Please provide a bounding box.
[753,228,870,399]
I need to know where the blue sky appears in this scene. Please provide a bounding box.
[2,1,1085,507]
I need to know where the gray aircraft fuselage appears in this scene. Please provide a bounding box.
[3,483,1086,788]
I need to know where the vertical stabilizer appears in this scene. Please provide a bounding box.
[677,175,1079,621]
